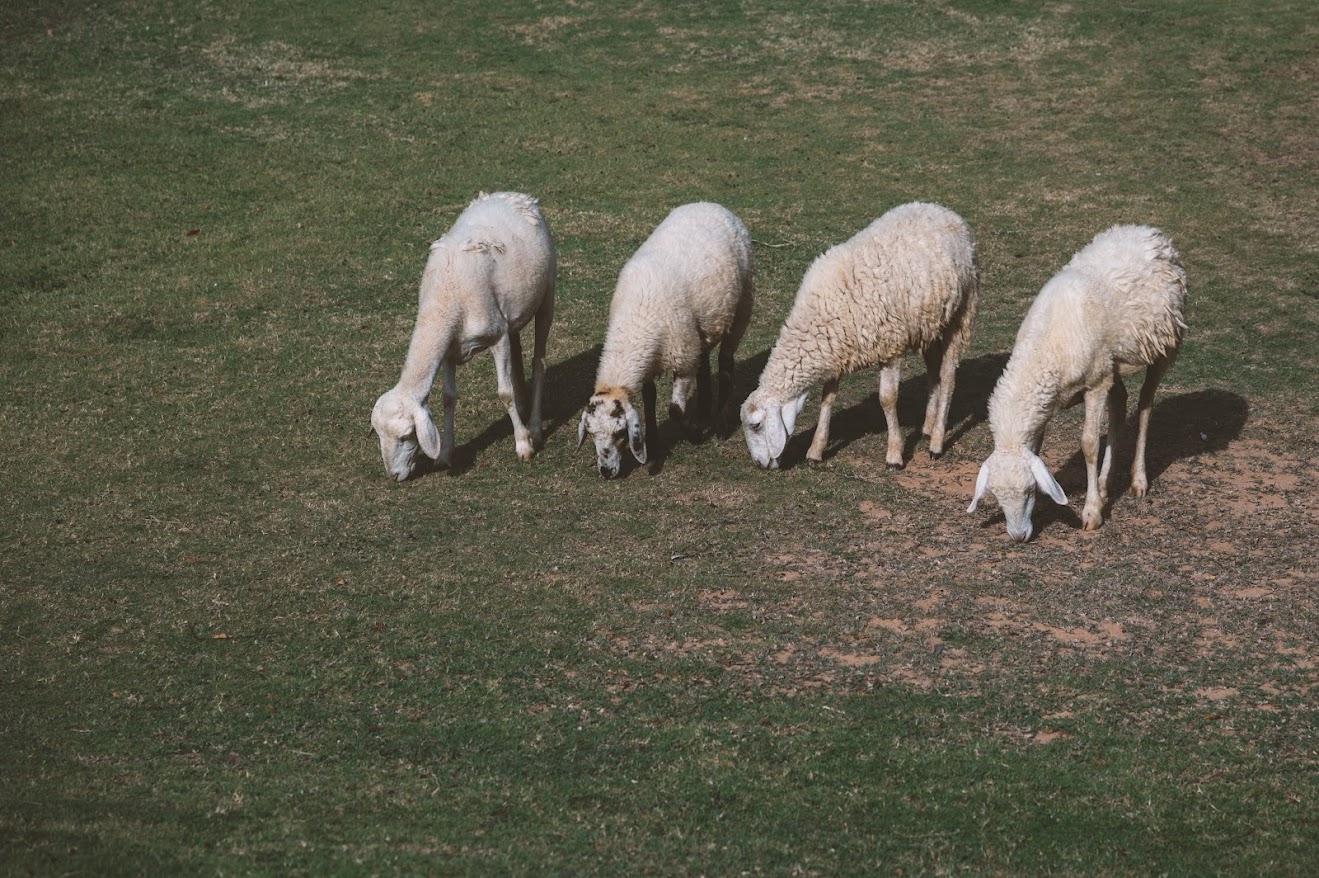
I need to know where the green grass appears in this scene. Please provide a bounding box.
[3,0,1318,874]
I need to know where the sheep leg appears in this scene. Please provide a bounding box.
[716,344,736,435]
[717,288,753,433]
[1131,357,1170,497]
[920,344,953,459]
[437,360,457,469]
[491,334,535,460]
[528,301,552,446]
[696,352,712,433]
[1098,377,1128,505]
[508,330,530,421]
[932,344,959,459]
[1080,382,1110,530]
[642,379,659,460]
[670,373,700,439]
[921,344,944,441]
[933,321,971,459]
[879,361,904,469]
[806,378,839,464]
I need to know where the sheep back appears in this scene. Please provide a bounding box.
[760,202,976,397]
[424,192,556,335]
[1054,224,1187,368]
[989,224,1186,444]
[598,202,753,389]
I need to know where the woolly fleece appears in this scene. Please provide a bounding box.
[742,201,978,469]
[580,202,754,477]
[971,223,1187,540]
[371,192,556,479]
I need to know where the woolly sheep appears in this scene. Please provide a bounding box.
[967,224,1187,541]
[371,192,555,480]
[740,202,979,470]
[577,202,754,479]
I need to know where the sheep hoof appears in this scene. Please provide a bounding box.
[1081,510,1103,531]
[886,461,905,471]
[805,456,824,468]
[928,450,943,461]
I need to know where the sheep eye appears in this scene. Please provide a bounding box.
[612,428,628,442]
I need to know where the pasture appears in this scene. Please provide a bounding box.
[2,0,1316,873]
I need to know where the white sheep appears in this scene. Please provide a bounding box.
[967,224,1187,541]
[577,202,754,479]
[371,192,555,480]
[740,202,979,470]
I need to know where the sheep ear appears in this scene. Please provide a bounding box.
[967,460,990,513]
[576,412,588,450]
[1029,453,1068,506]
[766,406,789,460]
[624,403,647,464]
[414,404,441,460]
[781,393,806,435]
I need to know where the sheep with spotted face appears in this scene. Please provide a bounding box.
[371,192,555,480]
[967,224,1187,541]
[741,202,979,470]
[577,202,754,479]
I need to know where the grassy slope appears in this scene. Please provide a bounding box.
[2,0,1316,874]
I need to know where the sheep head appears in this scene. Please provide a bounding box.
[370,388,441,481]
[968,448,1068,542]
[740,389,805,470]
[578,391,645,479]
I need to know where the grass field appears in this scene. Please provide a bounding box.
[2,0,1317,874]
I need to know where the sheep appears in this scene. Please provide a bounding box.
[967,224,1187,541]
[740,202,979,471]
[577,202,754,479]
[370,192,555,480]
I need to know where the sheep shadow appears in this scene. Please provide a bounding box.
[1050,387,1250,496]
[727,347,772,416]
[642,346,772,476]
[777,351,1010,470]
[427,344,602,477]
[1035,388,1250,535]
[428,341,763,478]
[437,339,1012,478]
[614,345,770,474]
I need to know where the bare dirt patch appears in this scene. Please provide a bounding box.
[602,399,1319,714]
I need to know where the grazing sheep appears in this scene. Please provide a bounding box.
[967,224,1187,541]
[371,192,555,480]
[740,202,979,470]
[577,202,754,479]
